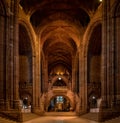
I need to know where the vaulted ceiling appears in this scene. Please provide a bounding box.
[19,0,101,74]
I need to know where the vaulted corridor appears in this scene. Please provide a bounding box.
[0,0,120,122]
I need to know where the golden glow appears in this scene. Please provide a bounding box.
[57,72,63,75]
[58,77,62,80]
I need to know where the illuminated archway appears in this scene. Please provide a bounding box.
[47,95,73,112]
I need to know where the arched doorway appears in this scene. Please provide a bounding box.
[47,95,72,112]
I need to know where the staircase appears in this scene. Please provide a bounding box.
[0,117,16,123]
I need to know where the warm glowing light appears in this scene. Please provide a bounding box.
[99,0,102,2]
[58,77,62,80]
[92,96,95,99]
[60,72,63,75]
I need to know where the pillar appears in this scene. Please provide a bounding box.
[79,50,87,114]
[101,0,111,108]
[72,56,76,92]
[98,0,117,121]
[32,39,42,114]
[6,0,20,109]
[0,0,6,110]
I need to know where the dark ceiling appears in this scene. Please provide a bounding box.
[19,0,101,74]
[20,0,100,14]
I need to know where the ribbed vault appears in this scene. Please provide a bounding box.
[19,0,102,94]
[19,0,101,77]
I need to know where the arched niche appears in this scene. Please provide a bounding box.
[87,23,102,111]
[19,24,33,110]
[19,24,33,84]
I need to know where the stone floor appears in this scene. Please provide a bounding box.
[23,116,96,123]
[23,116,120,123]
[0,117,16,123]
[0,112,120,123]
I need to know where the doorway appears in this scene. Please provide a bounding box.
[48,96,71,112]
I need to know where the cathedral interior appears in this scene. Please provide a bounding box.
[0,0,120,122]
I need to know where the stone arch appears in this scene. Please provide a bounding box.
[19,23,33,82]
[0,0,7,16]
[51,76,69,87]
[110,0,120,17]
[87,23,102,110]
[37,20,80,48]
[83,20,102,56]
[18,20,36,82]
[18,21,36,111]
[87,23,102,81]
[80,19,102,112]
[46,94,73,111]
[19,20,36,56]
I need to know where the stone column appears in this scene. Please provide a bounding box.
[72,56,76,92]
[79,50,87,114]
[13,0,20,109]
[44,56,48,92]
[112,1,120,107]
[98,0,116,121]
[32,39,42,114]
[0,0,6,110]
[6,0,20,109]
[101,0,110,108]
